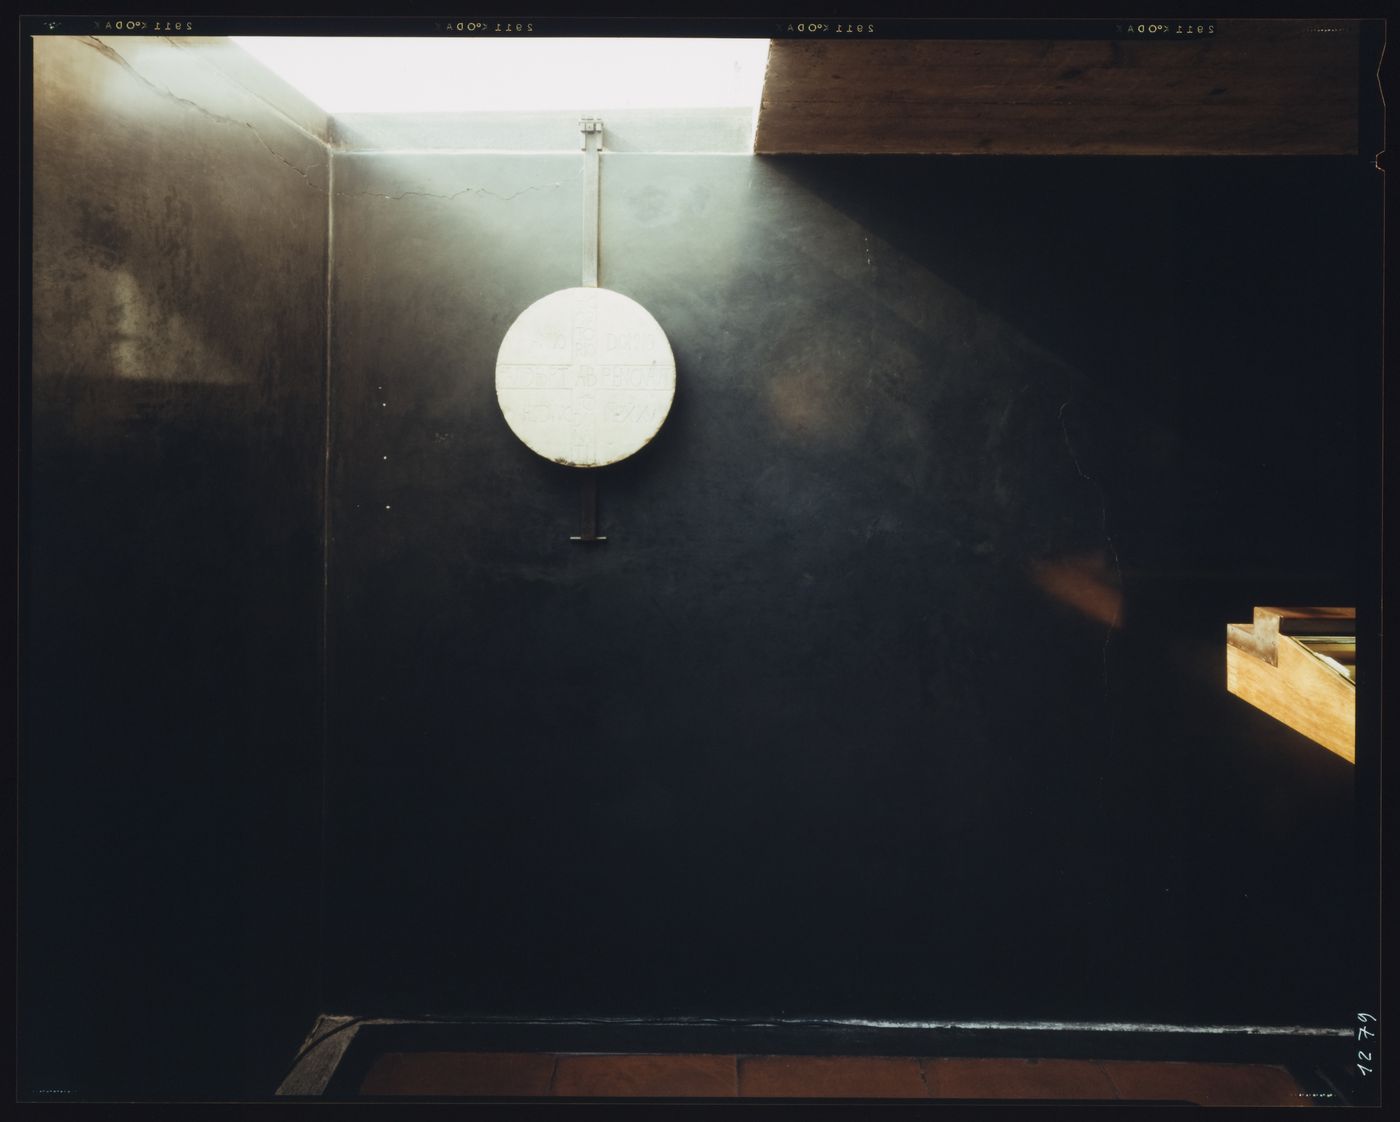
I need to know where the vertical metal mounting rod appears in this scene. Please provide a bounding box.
[573,118,607,543]
[581,118,602,288]
[570,472,606,543]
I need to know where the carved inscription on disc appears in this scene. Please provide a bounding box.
[495,287,676,467]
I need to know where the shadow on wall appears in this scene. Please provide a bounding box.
[715,158,1128,630]
[763,155,1364,596]
[26,35,329,1099]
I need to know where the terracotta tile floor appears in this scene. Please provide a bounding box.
[740,1055,927,1098]
[361,1052,554,1097]
[552,1053,738,1097]
[925,1058,1119,1100]
[360,1051,1313,1104]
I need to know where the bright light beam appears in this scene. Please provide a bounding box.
[230,37,771,115]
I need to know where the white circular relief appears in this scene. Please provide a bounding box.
[495,287,676,467]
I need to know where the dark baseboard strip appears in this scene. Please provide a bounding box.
[271,1015,1350,1101]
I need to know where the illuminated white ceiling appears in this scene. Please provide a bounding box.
[230,37,771,115]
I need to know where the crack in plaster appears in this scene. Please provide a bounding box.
[1058,399,1124,686]
[332,181,564,204]
[81,37,327,190]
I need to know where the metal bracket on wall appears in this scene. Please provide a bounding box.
[572,117,607,543]
[569,472,605,543]
[580,117,602,289]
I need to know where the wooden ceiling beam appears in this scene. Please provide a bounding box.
[754,21,1361,156]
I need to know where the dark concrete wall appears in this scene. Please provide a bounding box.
[24,37,1378,1093]
[25,37,328,1098]
[324,151,1373,1025]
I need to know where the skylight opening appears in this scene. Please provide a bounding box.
[230,37,771,116]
